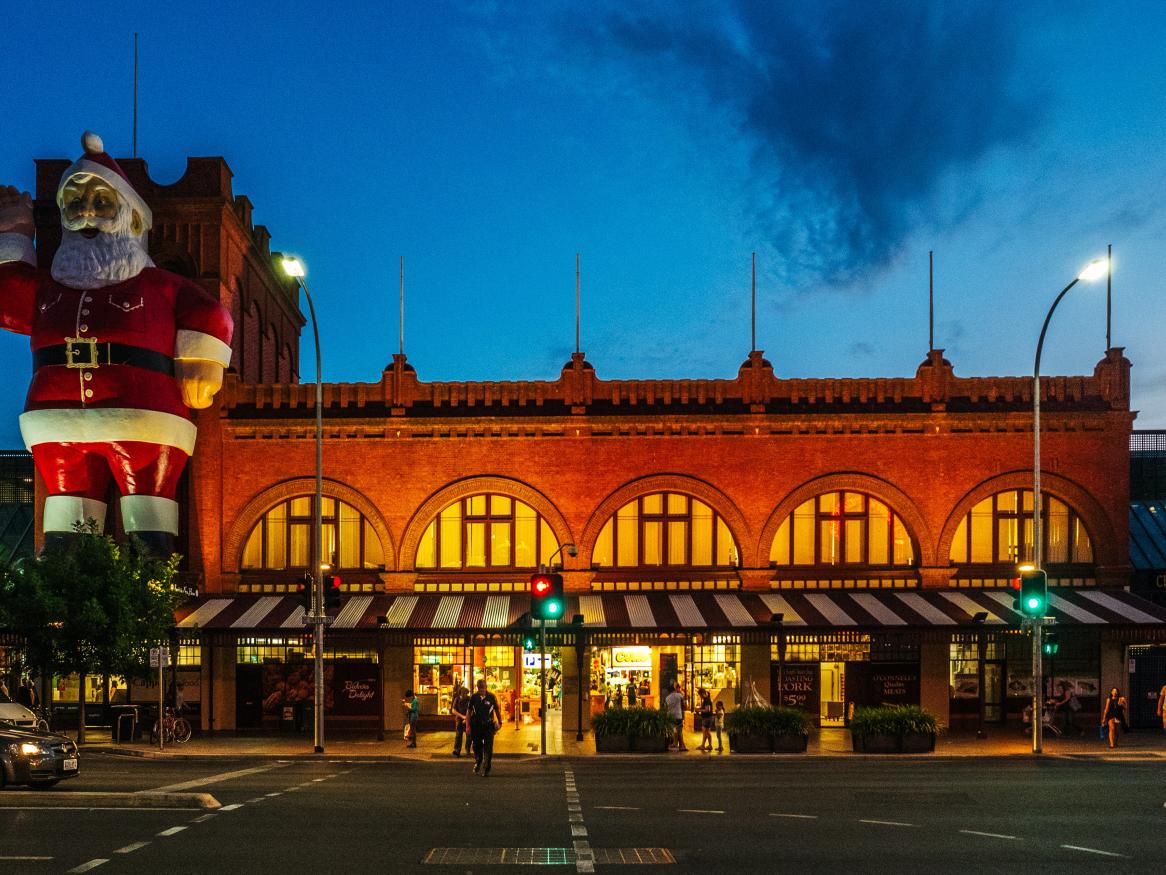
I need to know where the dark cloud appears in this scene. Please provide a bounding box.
[565,1,1044,288]
[848,341,876,358]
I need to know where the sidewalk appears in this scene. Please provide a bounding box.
[76,719,1166,761]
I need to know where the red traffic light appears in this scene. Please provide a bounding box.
[1009,578,1021,591]
[531,574,552,597]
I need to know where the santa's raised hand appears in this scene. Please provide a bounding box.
[0,186,34,237]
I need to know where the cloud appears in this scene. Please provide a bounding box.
[848,341,876,358]
[563,1,1045,289]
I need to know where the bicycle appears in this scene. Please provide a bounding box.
[150,707,192,744]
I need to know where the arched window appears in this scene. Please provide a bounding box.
[769,492,914,567]
[241,496,385,571]
[415,494,559,570]
[592,492,737,569]
[949,490,1092,565]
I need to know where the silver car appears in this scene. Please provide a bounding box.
[0,723,80,788]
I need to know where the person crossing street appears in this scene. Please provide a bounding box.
[467,679,502,776]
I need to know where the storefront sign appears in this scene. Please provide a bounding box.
[775,664,819,715]
[523,654,550,669]
[331,663,380,717]
[610,646,652,670]
[868,664,920,705]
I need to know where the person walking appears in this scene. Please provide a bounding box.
[697,688,714,751]
[403,688,419,748]
[714,701,726,752]
[468,679,502,776]
[451,684,470,757]
[626,680,637,708]
[665,682,687,751]
[1157,682,1166,733]
[1052,681,1082,736]
[1101,687,1126,749]
[16,677,37,709]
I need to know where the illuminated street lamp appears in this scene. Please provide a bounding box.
[280,254,326,755]
[1029,258,1105,754]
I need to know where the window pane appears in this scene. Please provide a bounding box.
[490,522,511,566]
[539,520,559,567]
[820,520,841,565]
[843,492,864,513]
[667,520,688,565]
[715,519,734,566]
[288,522,309,568]
[417,522,436,569]
[289,496,311,517]
[266,505,287,569]
[1046,499,1069,564]
[617,504,638,566]
[322,497,336,517]
[242,527,262,569]
[771,518,790,565]
[793,500,815,564]
[969,499,993,563]
[692,501,713,565]
[467,495,486,516]
[491,495,512,516]
[440,505,462,568]
[338,503,360,568]
[321,523,337,566]
[593,520,613,567]
[515,513,537,567]
[845,519,864,563]
[363,519,384,568]
[869,502,890,565]
[667,493,687,515]
[643,521,663,565]
[819,492,838,513]
[997,518,1020,564]
[1073,518,1093,563]
[949,518,967,564]
[1021,490,1033,512]
[466,521,487,567]
[892,518,912,565]
[997,491,1017,512]
[642,493,662,515]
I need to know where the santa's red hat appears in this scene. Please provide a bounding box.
[56,131,153,229]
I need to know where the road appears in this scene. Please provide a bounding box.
[2,753,1164,873]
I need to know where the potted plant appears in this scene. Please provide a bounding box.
[724,705,811,753]
[591,706,673,752]
[849,705,939,753]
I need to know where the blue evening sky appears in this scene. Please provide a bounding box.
[0,1,1163,449]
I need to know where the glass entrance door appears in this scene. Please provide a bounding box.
[820,661,845,727]
[983,661,1004,723]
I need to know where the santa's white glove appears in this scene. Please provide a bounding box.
[0,186,34,237]
[175,359,226,409]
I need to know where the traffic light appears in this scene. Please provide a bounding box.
[295,573,313,611]
[323,574,342,609]
[530,571,564,621]
[1019,568,1048,618]
[1043,630,1059,656]
[1009,577,1022,612]
[522,630,537,651]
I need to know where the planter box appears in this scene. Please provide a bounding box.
[632,735,669,753]
[728,732,773,753]
[772,733,809,753]
[851,732,935,753]
[595,734,631,752]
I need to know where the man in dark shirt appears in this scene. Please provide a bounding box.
[467,679,502,776]
[451,684,470,757]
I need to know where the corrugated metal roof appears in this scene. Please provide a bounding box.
[1130,502,1166,570]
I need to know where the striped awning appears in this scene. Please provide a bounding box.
[175,588,1166,632]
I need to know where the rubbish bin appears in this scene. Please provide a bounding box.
[111,706,139,743]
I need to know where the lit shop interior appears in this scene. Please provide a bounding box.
[588,638,740,714]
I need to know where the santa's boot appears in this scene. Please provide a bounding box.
[41,531,82,556]
[129,531,177,559]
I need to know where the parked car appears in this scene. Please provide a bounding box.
[0,701,37,730]
[0,723,80,788]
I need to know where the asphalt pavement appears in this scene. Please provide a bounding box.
[2,754,1164,873]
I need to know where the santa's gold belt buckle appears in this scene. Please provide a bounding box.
[65,336,100,369]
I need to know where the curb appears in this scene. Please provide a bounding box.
[0,791,220,809]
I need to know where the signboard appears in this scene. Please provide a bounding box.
[867,664,920,706]
[773,663,819,716]
[130,669,201,704]
[149,647,170,668]
[331,663,380,717]
[609,646,652,670]
[523,654,551,670]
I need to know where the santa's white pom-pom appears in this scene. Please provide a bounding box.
[81,131,104,155]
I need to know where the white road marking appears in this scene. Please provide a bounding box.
[1061,845,1127,858]
[285,786,302,792]
[0,857,53,862]
[218,803,244,811]
[960,830,1019,840]
[245,797,265,804]
[145,764,284,794]
[0,807,202,812]
[312,778,326,782]
[265,792,282,797]
[593,805,640,810]
[860,819,917,827]
[112,842,150,854]
[770,813,818,820]
[157,826,187,837]
[66,861,108,873]
[571,825,588,837]
[678,809,724,815]
[191,813,218,823]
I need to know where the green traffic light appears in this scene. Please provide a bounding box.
[1026,597,1041,610]
[548,601,561,615]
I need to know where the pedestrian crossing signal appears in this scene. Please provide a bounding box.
[522,632,537,651]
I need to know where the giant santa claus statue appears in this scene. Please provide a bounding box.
[0,132,233,556]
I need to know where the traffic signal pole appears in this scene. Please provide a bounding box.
[1031,617,1043,754]
[540,618,547,757]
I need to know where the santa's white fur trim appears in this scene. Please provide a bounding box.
[120,494,179,535]
[82,131,104,154]
[0,232,35,266]
[43,495,108,533]
[175,329,232,367]
[20,408,198,455]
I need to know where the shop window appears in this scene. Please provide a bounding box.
[773,634,871,662]
[592,492,738,569]
[176,638,201,667]
[413,639,519,718]
[416,494,559,571]
[949,490,1093,567]
[769,492,915,568]
[241,496,385,571]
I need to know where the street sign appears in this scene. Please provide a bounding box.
[300,614,336,626]
[149,646,171,668]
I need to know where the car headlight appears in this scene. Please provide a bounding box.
[17,742,45,756]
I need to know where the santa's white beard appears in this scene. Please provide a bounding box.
[51,228,152,289]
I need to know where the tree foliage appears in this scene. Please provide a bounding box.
[0,527,184,682]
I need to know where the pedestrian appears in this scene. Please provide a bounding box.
[1100,686,1126,749]
[714,701,726,752]
[665,682,687,751]
[1157,682,1166,733]
[16,677,37,709]
[467,678,502,777]
[403,688,419,748]
[1052,681,1082,736]
[0,680,8,702]
[626,681,637,708]
[697,688,714,751]
[451,684,470,757]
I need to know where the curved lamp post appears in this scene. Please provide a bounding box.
[1029,257,1106,754]
[280,255,326,755]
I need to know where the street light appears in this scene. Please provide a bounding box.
[280,254,326,755]
[1029,257,1105,755]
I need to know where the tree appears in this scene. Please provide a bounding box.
[0,525,184,743]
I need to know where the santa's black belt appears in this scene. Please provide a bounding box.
[33,342,175,377]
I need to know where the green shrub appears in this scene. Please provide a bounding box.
[591,706,673,740]
[849,705,939,737]
[723,705,810,737]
